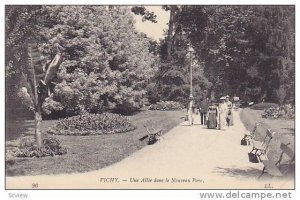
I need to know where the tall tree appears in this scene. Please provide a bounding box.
[38,6,158,116]
[162,5,178,61]
[170,5,295,104]
[6,6,64,147]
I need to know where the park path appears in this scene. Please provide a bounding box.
[6,110,293,189]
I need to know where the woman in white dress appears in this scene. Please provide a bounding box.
[218,97,228,130]
[187,98,195,125]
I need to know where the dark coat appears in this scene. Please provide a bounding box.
[199,99,209,113]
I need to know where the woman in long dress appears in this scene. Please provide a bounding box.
[218,97,228,130]
[187,98,195,125]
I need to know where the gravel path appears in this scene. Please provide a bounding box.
[6,110,293,189]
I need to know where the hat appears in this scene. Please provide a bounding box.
[220,96,226,100]
[226,95,230,98]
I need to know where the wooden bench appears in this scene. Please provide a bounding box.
[258,142,295,179]
[241,122,260,145]
[249,129,275,162]
[139,124,163,145]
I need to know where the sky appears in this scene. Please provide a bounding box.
[133,6,170,41]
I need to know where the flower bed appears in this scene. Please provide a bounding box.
[47,113,136,136]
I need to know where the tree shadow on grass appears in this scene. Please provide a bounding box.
[257,164,295,182]
[215,164,295,182]
[6,167,25,177]
[6,119,35,141]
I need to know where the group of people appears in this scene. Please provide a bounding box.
[187,95,234,130]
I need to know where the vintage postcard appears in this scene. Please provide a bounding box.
[5,4,295,190]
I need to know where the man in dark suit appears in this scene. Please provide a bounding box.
[199,97,209,125]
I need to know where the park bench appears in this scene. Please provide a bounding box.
[241,122,260,145]
[139,124,163,145]
[258,142,295,179]
[249,129,275,162]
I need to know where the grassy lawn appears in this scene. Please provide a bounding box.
[240,108,295,162]
[6,110,185,176]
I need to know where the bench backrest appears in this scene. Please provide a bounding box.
[250,122,260,137]
[253,122,260,131]
[261,129,275,151]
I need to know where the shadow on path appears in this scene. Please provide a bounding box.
[214,166,261,178]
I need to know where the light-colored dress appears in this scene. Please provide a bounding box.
[187,100,195,125]
[193,109,202,125]
[218,102,228,129]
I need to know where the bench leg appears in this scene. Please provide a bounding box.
[155,134,160,142]
[156,131,163,141]
[250,147,254,154]
[257,152,262,162]
[148,135,155,144]
[245,137,251,145]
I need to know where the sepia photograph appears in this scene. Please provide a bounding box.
[5,4,295,190]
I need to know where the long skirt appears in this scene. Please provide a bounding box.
[219,112,227,129]
[227,110,234,126]
[193,112,201,125]
[207,112,217,129]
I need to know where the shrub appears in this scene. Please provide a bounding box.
[16,137,67,158]
[42,95,64,115]
[149,101,184,111]
[146,83,162,104]
[6,148,17,165]
[281,104,295,119]
[47,113,136,136]
[250,102,279,110]
[261,107,280,119]
[17,87,34,111]
[6,136,67,159]
[262,104,295,119]
[113,101,141,116]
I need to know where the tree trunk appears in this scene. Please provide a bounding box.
[27,43,43,149]
[34,109,43,149]
[167,6,176,61]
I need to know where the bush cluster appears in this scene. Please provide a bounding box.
[280,104,295,119]
[47,113,136,136]
[262,104,295,119]
[149,101,184,111]
[6,136,67,160]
